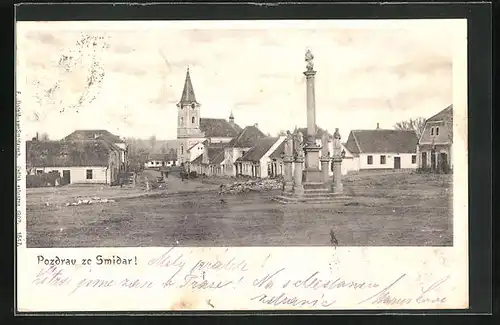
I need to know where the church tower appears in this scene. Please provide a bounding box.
[177,67,205,164]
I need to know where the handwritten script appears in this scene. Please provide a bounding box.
[30,248,451,309]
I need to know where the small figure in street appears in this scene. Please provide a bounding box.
[330,229,338,247]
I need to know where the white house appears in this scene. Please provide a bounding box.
[26,139,121,185]
[223,124,267,177]
[64,129,128,165]
[144,153,178,169]
[417,105,453,172]
[344,126,419,171]
[236,136,286,178]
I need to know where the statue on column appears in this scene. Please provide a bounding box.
[332,128,342,157]
[305,49,314,71]
[321,130,330,159]
[284,130,294,159]
[293,129,305,160]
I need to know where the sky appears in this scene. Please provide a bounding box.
[16,20,461,141]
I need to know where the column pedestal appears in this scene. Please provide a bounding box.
[320,157,331,184]
[282,158,294,193]
[293,158,304,197]
[303,145,323,183]
[331,157,343,194]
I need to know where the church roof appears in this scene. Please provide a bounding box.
[200,118,242,138]
[178,68,198,105]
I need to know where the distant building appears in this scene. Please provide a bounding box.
[144,153,178,169]
[417,105,453,172]
[345,125,419,170]
[26,139,121,185]
[176,68,242,164]
[236,136,286,178]
[64,129,128,168]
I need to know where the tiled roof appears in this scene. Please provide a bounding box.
[178,68,198,105]
[148,152,177,161]
[297,125,331,139]
[26,140,113,167]
[346,130,418,154]
[427,104,453,122]
[237,137,279,163]
[64,130,125,144]
[228,125,266,148]
[200,118,242,138]
[191,146,225,165]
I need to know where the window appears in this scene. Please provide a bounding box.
[180,145,184,155]
[431,127,434,135]
[436,127,440,135]
[192,116,195,123]
[180,117,183,125]
[86,169,93,180]
[412,155,417,164]
[380,155,386,164]
[367,155,373,165]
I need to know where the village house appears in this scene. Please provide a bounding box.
[417,105,453,172]
[64,129,128,169]
[190,142,226,176]
[344,124,419,171]
[223,124,267,177]
[236,136,286,178]
[26,138,121,185]
[176,68,242,164]
[144,152,178,169]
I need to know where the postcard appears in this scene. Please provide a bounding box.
[15,18,468,312]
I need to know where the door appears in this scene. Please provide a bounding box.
[393,157,401,169]
[440,152,449,172]
[62,170,71,185]
[421,152,427,169]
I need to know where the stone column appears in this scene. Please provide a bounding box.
[320,157,330,184]
[331,157,343,194]
[283,157,294,193]
[293,157,304,196]
[302,65,322,183]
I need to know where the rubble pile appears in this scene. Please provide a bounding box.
[65,197,116,206]
[220,178,283,195]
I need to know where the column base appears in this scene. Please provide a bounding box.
[283,182,294,193]
[303,168,323,183]
[331,182,343,194]
[293,185,304,197]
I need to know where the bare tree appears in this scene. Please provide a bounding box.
[393,117,427,139]
[39,133,50,141]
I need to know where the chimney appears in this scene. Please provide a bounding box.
[36,132,39,140]
[376,123,380,130]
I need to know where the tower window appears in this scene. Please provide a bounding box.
[191,103,195,109]
[192,116,195,123]
[181,145,184,155]
[180,117,183,125]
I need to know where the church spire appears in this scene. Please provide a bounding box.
[179,66,197,105]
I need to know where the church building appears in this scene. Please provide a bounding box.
[176,68,242,164]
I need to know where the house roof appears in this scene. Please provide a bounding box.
[269,140,285,160]
[191,146,225,165]
[297,126,331,139]
[200,118,242,138]
[178,68,198,105]
[26,140,113,167]
[346,130,418,154]
[64,130,125,144]
[148,152,177,161]
[237,137,279,163]
[228,125,267,148]
[427,104,453,122]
